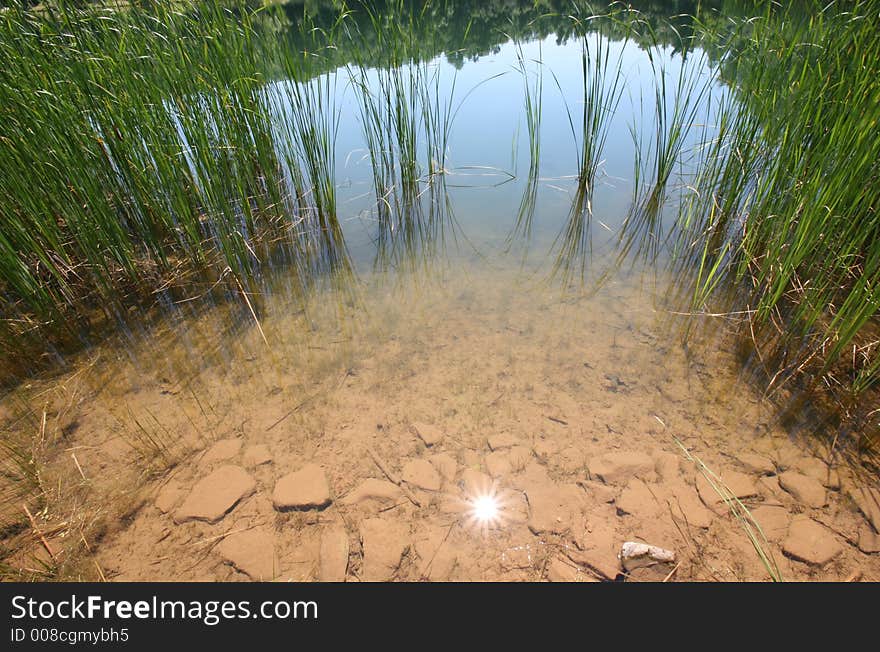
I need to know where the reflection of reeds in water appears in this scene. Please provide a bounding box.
[550,9,628,287]
[346,1,464,274]
[618,30,714,267]
[506,38,543,249]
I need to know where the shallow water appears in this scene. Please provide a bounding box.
[3,3,878,582]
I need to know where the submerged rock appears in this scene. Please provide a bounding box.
[619,541,676,572]
[319,524,350,582]
[173,465,255,524]
[272,464,332,511]
[410,422,444,447]
[782,516,842,566]
[588,451,654,485]
[778,471,827,508]
[217,529,277,581]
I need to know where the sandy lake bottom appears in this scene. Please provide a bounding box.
[7,244,878,583]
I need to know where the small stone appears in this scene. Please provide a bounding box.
[485,451,511,478]
[778,471,827,508]
[174,465,255,524]
[750,505,791,542]
[782,516,843,565]
[199,438,242,467]
[429,452,458,483]
[696,471,759,515]
[846,484,880,532]
[272,464,332,511]
[340,478,402,505]
[217,529,277,581]
[588,452,654,485]
[619,541,675,572]
[410,422,444,447]
[487,433,518,450]
[857,524,880,554]
[401,459,442,491]
[242,444,272,467]
[525,483,586,535]
[319,524,349,581]
[360,518,409,581]
[737,453,776,476]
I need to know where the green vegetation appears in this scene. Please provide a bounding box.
[0,0,878,450]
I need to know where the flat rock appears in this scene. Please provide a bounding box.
[414,526,458,581]
[199,438,242,467]
[487,433,518,450]
[570,512,619,580]
[155,480,185,514]
[217,529,277,581]
[858,524,880,554]
[737,453,776,476]
[319,524,349,581]
[696,471,759,515]
[846,484,880,532]
[360,518,409,581]
[272,464,332,511]
[664,480,713,529]
[410,422,444,447]
[588,452,654,485]
[340,479,402,506]
[525,483,586,535]
[616,478,662,519]
[778,471,827,508]
[794,458,839,489]
[401,459,442,491]
[782,516,843,565]
[485,451,511,478]
[242,444,273,467]
[750,505,791,542]
[174,465,256,524]
[429,452,458,483]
